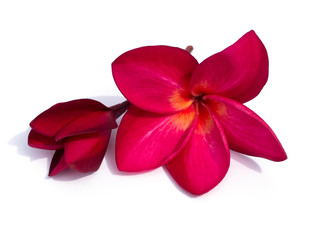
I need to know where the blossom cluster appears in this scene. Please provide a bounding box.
[28,30,287,195]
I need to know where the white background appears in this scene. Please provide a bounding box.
[1,0,319,239]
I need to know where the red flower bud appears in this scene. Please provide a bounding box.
[28,99,129,176]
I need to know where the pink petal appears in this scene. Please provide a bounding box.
[30,99,109,137]
[55,111,117,141]
[28,129,63,150]
[63,131,111,173]
[116,104,198,172]
[49,150,69,176]
[190,30,268,103]
[112,46,198,114]
[165,104,230,195]
[204,95,287,161]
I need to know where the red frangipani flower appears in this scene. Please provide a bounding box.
[28,99,129,176]
[112,30,287,195]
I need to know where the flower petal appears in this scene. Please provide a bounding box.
[28,129,63,150]
[55,111,117,141]
[190,30,268,103]
[63,131,111,172]
[165,104,230,195]
[49,150,69,176]
[112,46,198,114]
[30,99,109,137]
[204,95,287,161]
[116,104,198,172]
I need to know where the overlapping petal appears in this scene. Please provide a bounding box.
[30,99,109,137]
[166,104,230,195]
[116,104,198,172]
[112,46,198,114]
[204,95,287,161]
[48,150,69,176]
[63,131,111,172]
[28,129,63,150]
[190,30,268,103]
[55,111,117,141]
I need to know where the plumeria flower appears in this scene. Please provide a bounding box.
[112,30,287,195]
[28,99,129,176]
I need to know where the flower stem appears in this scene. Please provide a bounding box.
[185,45,194,53]
[110,100,130,119]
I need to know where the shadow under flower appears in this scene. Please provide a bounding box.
[230,150,262,173]
[49,168,94,181]
[91,95,126,107]
[8,130,54,161]
[162,166,200,198]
